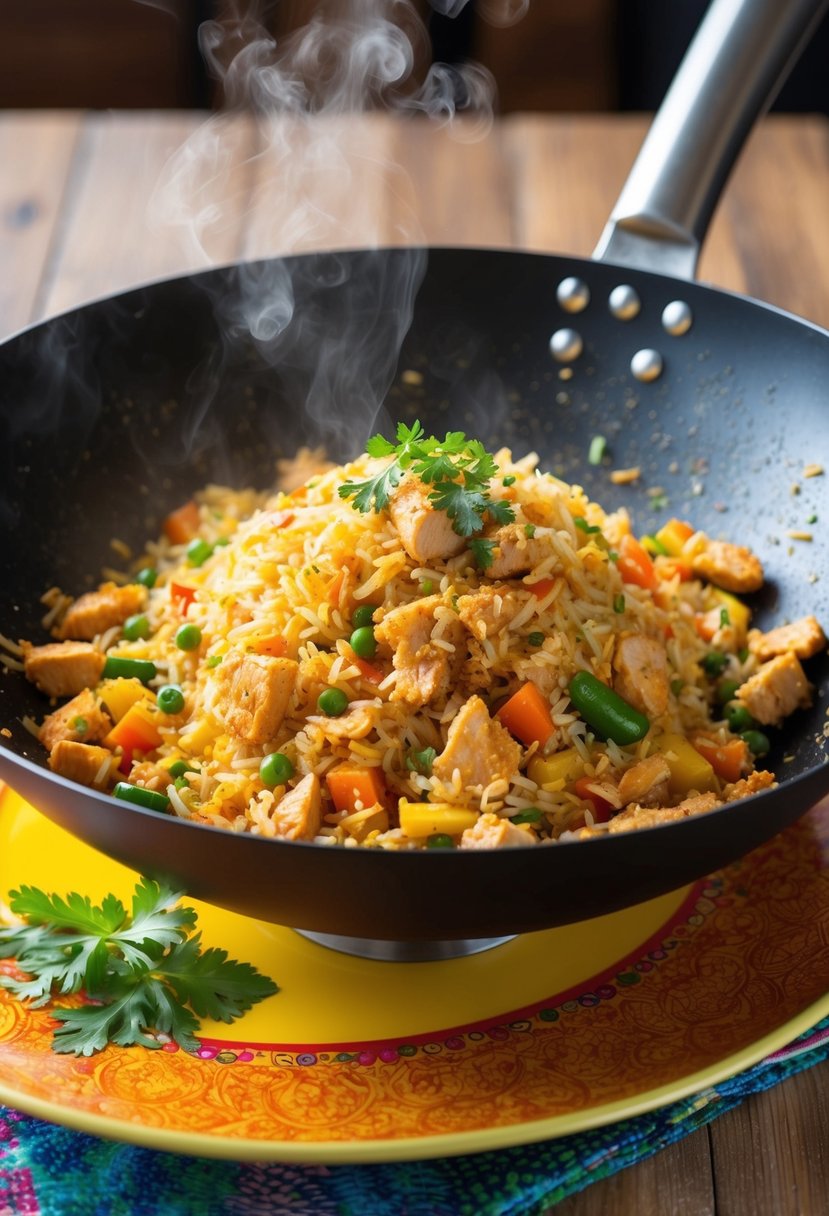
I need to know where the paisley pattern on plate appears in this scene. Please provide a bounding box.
[1,787,828,1161]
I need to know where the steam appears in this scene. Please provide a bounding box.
[148,0,500,465]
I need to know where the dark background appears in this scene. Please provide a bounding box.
[3,1,828,114]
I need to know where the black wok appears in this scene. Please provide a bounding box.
[0,0,828,953]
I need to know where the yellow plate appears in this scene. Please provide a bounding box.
[1,786,828,1164]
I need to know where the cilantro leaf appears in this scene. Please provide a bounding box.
[469,538,496,569]
[0,878,278,1056]
[428,480,489,537]
[487,498,516,526]
[338,462,404,514]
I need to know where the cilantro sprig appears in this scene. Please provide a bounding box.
[339,421,515,546]
[0,878,277,1056]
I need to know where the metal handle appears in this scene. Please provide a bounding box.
[594,0,829,278]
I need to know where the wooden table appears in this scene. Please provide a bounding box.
[2,109,829,1214]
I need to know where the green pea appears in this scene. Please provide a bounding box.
[317,687,348,717]
[426,833,455,849]
[259,752,294,787]
[352,604,376,629]
[168,759,197,779]
[527,631,544,647]
[123,613,151,642]
[742,729,770,757]
[717,678,741,705]
[186,538,214,567]
[349,626,377,659]
[510,807,543,825]
[568,670,649,746]
[701,651,728,677]
[175,623,202,651]
[135,567,157,589]
[157,684,185,715]
[113,782,170,813]
[101,656,157,684]
[725,703,756,732]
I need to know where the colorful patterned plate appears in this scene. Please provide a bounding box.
[1,785,828,1164]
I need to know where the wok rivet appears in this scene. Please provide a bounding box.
[662,300,693,335]
[556,276,591,313]
[549,328,583,362]
[631,348,663,382]
[608,284,641,320]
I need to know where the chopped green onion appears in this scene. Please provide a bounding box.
[574,517,601,534]
[510,807,543,825]
[524,523,536,538]
[101,656,157,683]
[720,607,731,627]
[71,716,88,735]
[420,579,434,596]
[588,435,607,465]
[613,594,626,614]
[641,535,669,557]
[205,655,222,668]
[406,746,437,776]
[186,538,214,567]
[807,513,818,525]
[113,782,170,813]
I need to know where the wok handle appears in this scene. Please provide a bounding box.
[594,0,829,278]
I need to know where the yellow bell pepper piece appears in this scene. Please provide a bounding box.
[340,805,390,842]
[528,748,583,789]
[705,588,751,638]
[653,732,716,795]
[97,677,152,723]
[178,716,219,756]
[398,800,479,838]
[654,518,696,556]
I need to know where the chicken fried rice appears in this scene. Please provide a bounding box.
[9,425,827,850]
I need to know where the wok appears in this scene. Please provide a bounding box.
[0,0,828,956]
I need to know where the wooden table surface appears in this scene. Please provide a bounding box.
[2,108,829,1214]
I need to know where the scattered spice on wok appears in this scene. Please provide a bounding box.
[7,423,827,849]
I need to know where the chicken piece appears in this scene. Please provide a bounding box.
[39,688,112,752]
[612,634,670,718]
[691,540,764,593]
[579,791,721,837]
[460,811,535,849]
[47,739,116,789]
[617,754,671,807]
[305,702,377,739]
[723,769,776,801]
[749,615,827,663]
[387,478,466,564]
[736,652,812,726]
[456,585,522,641]
[22,640,106,698]
[214,651,298,744]
[272,773,322,841]
[432,695,521,789]
[485,524,553,580]
[375,595,466,707]
[56,582,147,641]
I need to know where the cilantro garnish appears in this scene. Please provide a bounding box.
[339,421,515,541]
[0,878,277,1056]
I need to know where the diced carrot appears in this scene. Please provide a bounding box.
[270,510,295,528]
[528,577,557,599]
[692,734,748,783]
[654,518,695,556]
[251,635,288,657]
[104,701,163,755]
[349,650,386,685]
[327,570,346,607]
[573,776,614,823]
[694,611,718,642]
[617,534,659,591]
[495,681,554,748]
[655,556,693,582]
[170,582,197,615]
[163,500,200,545]
[326,765,387,815]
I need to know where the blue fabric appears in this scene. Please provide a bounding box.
[1,1017,827,1215]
